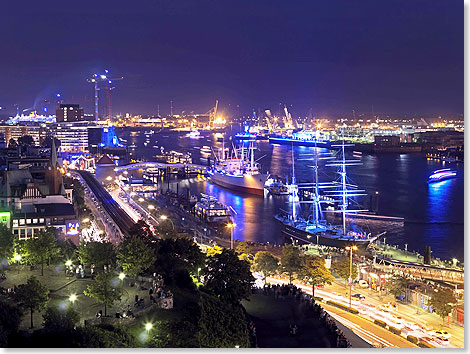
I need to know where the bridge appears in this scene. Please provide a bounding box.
[114,162,209,173]
[373,256,464,284]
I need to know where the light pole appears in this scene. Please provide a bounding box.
[69,294,77,306]
[226,222,235,250]
[345,245,358,308]
[160,215,175,230]
[119,272,125,291]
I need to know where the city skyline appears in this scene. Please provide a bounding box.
[0,0,463,117]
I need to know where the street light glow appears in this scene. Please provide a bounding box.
[119,272,126,280]
[14,254,22,261]
[148,205,155,210]
[145,322,153,332]
[82,218,90,223]
[139,197,145,202]
[65,260,72,267]
[226,222,235,228]
[160,215,167,220]
[69,294,77,303]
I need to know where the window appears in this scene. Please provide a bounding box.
[13,220,18,227]
[33,218,38,224]
[39,218,44,223]
[19,219,25,225]
[26,219,31,224]
[26,229,32,239]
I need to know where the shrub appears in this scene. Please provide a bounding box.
[325,300,359,314]
[374,319,387,328]
[388,326,401,335]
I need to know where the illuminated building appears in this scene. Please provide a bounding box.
[56,104,84,123]
[0,125,47,147]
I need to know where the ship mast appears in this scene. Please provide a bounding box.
[313,126,320,228]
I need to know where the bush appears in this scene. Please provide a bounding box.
[374,319,387,328]
[325,300,359,314]
[388,326,401,335]
[418,340,435,348]
[407,335,418,344]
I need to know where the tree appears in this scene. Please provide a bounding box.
[129,220,154,244]
[156,238,205,274]
[18,135,34,146]
[57,239,78,263]
[43,136,61,149]
[77,241,116,270]
[206,245,223,257]
[149,320,200,348]
[298,255,334,298]
[235,241,252,262]
[25,228,60,276]
[331,257,358,287]
[0,223,14,260]
[43,306,80,331]
[0,298,22,346]
[280,243,302,283]
[117,236,156,277]
[253,251,279,279]
[84,272,121,316]
[203,249,254,304]
[8,138,17,149]
[15,276,49,328]
[386,275,410,299]
[197,292,250,348]
[429,287,457,323]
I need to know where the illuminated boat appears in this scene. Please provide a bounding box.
[187,130,202,139]
[234,132,257,141]
[269,130,329,147]
[265,177,290,195]
[209,142,268,196]
[427,169,457,183]
[194,194,233,224]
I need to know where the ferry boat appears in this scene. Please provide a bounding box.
[200,145,212,155]
[194,194,233,224]
[428,169,457,183]
[208,142,268,196]
[269,130,329,147]
[187,130,202,139]
[275,137,384,249]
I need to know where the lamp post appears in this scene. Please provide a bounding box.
[226,222,235,250]
[69,294,77,306]
[119,272,125,291]
[345,245,358,308]
[160,215,175,230]
[145,322,153,333]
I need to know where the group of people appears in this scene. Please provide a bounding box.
[260,283,351,348]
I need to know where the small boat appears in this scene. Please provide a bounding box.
[187,130,202,139]
[194,194,233,224]
[428,169,457,183]
[200,145,212,154]
[265,177,290,195]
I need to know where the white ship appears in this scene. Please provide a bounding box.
[208,142,268,196]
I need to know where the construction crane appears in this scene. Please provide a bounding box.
[86,70,123,121]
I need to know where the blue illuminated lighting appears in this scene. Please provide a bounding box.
[56,93,61,98]
[108,80,112,84]
[428,169,456,183]
[269,137,328,146]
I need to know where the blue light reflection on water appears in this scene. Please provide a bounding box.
[118,129,464,260]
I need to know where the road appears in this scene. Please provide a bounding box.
[265,276,461,348]
[78,171,135,239]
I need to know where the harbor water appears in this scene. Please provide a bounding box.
[117,128,464,261]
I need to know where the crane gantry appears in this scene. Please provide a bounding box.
[86,70,123,121]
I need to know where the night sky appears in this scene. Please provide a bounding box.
[0,0,463,117]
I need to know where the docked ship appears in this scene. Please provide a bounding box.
[208,142,268,196]
[194,194,233,224]
[269,130,329,147]
[275,138,384,249]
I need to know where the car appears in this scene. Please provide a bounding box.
[429,330,451,340]
[352,293,365,300]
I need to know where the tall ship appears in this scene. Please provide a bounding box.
[275,137,384,248]
[208,142,268,196]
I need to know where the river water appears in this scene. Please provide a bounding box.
[116,127,464,261]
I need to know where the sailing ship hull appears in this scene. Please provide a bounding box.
[210,171,268,196]
[279,221,377,249]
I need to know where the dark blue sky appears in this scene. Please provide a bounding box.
[0,0,463,117]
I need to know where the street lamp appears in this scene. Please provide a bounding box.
[160,215,175,230]
[226,223,235,250]
[345,245,358,308]
[148,205,155,210]
[145,322,153,333]
[69,294,77,304]
[139,197,145,202]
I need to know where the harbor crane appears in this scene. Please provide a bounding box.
[86,70,123,121]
